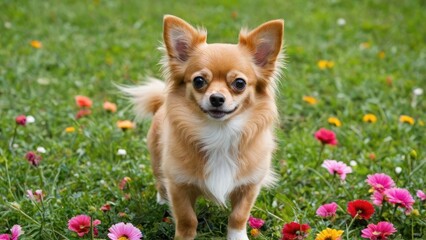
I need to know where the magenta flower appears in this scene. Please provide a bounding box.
[248,216,265,229]
[26,189,44,202]
[321,160,352,180]
[15,115,27,126]
[68,215,101,237]
[385,188,415,213]
[108,222,143,240]
[417,190,426,201]
[0,225,23,240]
[316,202,338,218]
[371,191,384,206]
[314,128,338,146]
[361,221,396,240]
[366,173,395,193]
[25,152,42,167]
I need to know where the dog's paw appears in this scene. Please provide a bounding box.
[227,228,249,240]
[156,192,167,205]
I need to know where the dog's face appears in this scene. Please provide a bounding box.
[163,15,283,121]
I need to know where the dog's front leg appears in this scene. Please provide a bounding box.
[168,182,200,240]
[227,184,261,240]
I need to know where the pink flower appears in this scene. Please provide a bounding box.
[316,202,338,218]
[417,190,426,201]
[100,203,111,212]
[385,188,415,213]
[361,221,396,240]
[76,109,92,119]
[26,189,44,202]
[15,115,27,126]
[321,160,352,180]
[68,215,101,237]
[248,216,265,229]
[371,191,384,206]
[119,177,131,191]
[314,128,338,145]
[366,173,395,193]
[25,152,42,167]
[107,222,143,240]
[0,225,23,240]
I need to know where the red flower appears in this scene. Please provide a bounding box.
[25,151,42,166]
[100,203,111,212]
[76,109,92,119]
[15,115,27,126]
[314,128,338,145]
[68,214,101,237]
[347,200,375,220]
[282,222,310,240]
[75,95,93,108]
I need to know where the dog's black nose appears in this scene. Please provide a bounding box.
[209,93,225,107]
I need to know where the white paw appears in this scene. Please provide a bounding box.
[156,192,167,205]
[227,228,249,240]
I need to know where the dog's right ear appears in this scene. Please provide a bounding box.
[163,15,206,62]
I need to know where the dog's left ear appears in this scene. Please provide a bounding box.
[239,19,284,81]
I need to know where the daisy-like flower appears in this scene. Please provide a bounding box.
[327,117,342,127]
[107,222,143,240]
[321,160,352,181]
[250,228,260,237]
[26,115,35,124]
[0,224,23,240]
[248,216,265,229]
[117,149,127,156]
[371,191,384,206]
[347,200,375,220]
[385,188,415,213]
[303,96,318,105]
[314,128,338,146]
[317,60,334,70]
[413,88,423,96]
[68,215,101,237]
[119,177,131,191]
[117,120,135,130]
[30,40,42,49]
[281,222,310,240]
[316,202,338,218]
[417,190,426,201]
[399,115,415,125]
[363,114,377,123]
[15,115,27,126]
[103,101,117,113]
[315,228,344,240]
[25,152,42,167]
[26,189,44,202]
[100,203,111,212]
[368,153,376,161]
[65,127,76,133]
[366,173,395,193]
[337,18,346,26]
[75,95,93,108]
[361,221,396,240]
[36,147,46,154]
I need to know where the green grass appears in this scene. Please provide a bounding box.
[1,0,425,239]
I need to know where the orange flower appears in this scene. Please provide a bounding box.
[65,127,75,133]
[363,114,377,123]
[303,96,318,105]
[250,228,260,237]
[399,115,414,125]
[30,40,42,49]
[328,117,342,127]
[75,95,92,108]
[117,120,135,130]
[317,60,334,70]
[103,101,117,113]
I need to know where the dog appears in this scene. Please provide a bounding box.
[122,15,284,240]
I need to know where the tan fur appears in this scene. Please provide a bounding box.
[126,15,284,239]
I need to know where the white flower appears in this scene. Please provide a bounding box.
[413,88,423,96]
[36,146,46,153]
[395,166,402,174]
[26,115,35,123]
[272,200,278,208]
[337,18,346,26]
[4,22,12,29]
[117,149,127,156]
[350,160,357,166]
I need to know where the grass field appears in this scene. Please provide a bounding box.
[1,0,425,239]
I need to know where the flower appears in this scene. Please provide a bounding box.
[26,115,35,123]
[30,40,42,49]
[100,203,111,212]
[0,224,23,240]
[68,215,101,237]
[75,95,92,108]
[76,109,92,119]
[366,173,395,193]
[363,114,377,123]
[117,149,127,156]
[347,200,375,220]
[36,147,46,154]
[117,120,135,130]
[281,222,310,240]
[378,51,385,59]
[119,177,131,190]
[26,189,44,202]
[250,228,260,237]
[314,128,338,146]
[303,96,318,105]
[321,160,352,180]
[399,115,415,125]
[15,115,26,126]
[315,228,344,240]
[108,222,143,240]
[385,188,415,213]
[413,88,423,96]
[359,42,371,50]
[416,190,426,201]
[316,202,338,218]
[25,152,42,166]
[103,101,117,113]
[327,117,342,127]
[368,153,376,160]
[337,18,346,26]
[371,191,384,206]
[248,216,265,229]
[317,60,334,70]
[361,221,396,240]
[349,160,357,167]
[394,167,402,174]
[65,127,76,133]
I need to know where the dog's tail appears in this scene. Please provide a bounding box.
[119,77,166,119]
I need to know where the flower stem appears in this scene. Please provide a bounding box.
[8,124,18,154]
[346,213,358,240]
[391,205,398,222]
[318,144,325,164]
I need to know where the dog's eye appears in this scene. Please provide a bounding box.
[231,78,246,92]
[193,76,207,90]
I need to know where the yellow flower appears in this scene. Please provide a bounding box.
[303,96,318,105]
[328,117,342,127]
[250,228,260,237]
[315,228,344,240]
[399,115,415,125]
[419,120,424,126]
[317,60,335,70]
[363,114,377,123]
[65,127,75,133]
[117,120,135,130]
[378,51,385,59]
[411,209,420,216]
[30,40,42,49]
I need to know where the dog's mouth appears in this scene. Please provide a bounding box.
[200,106,238,119]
